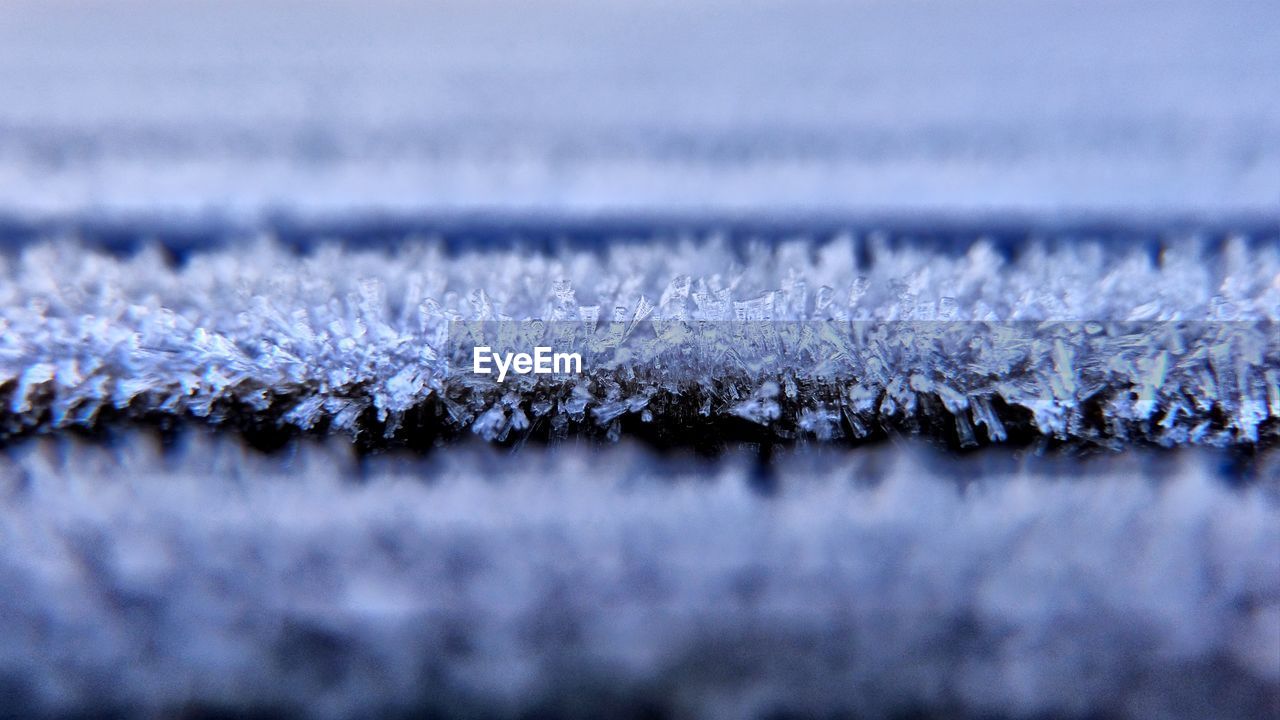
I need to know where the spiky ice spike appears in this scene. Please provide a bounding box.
[1,232,1277,448]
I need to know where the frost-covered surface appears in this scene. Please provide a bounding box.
[0,435,1276,719]
[1,233,1278,447]
[1,0,1278,217]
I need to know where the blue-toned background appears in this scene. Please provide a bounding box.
[1,0,1277,221]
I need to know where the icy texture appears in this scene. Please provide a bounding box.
[0,434,1276,719]
[1,0,1279,217]
[1,233,1278,446]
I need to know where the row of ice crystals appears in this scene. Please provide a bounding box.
[1,232,1277,444]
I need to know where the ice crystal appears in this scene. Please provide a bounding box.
[1,233,1277,447]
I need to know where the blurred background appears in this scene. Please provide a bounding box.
[1,0,1277,221]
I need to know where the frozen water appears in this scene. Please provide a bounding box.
[1,232,1277,447]
[0,433,1275,719]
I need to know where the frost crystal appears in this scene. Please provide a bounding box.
[1,232,1277,448]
